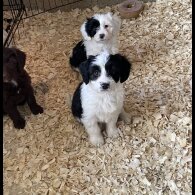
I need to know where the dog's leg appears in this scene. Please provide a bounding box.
[119,107,131,124]
[26,86,43,115]
[4,104,25,129]
[106,115,120,138]
[83,120,104,146]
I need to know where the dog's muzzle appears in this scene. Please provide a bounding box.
[101,83,110,90]
[99,34,105,39]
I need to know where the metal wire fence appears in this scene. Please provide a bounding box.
[3,0,84,47]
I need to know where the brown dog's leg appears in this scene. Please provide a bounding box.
[26,86,43,115]
[4,104,25,129]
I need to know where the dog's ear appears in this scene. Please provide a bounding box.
[108,54,131,83]
[79,56,95,84]
[79,60,90,84]
[13,48,26,72]
[80,20,92,41]
[117,54,131,83]
[105,12,121,36]
[112,14,121,34]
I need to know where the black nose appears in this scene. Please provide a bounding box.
[100,34,105,39]
[101,83,110,90]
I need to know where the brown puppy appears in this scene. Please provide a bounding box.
[3,47,43,129]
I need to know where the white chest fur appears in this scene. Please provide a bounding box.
[81,83,124,123]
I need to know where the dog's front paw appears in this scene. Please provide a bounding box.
[13,118,26,129]
[31,104,43,115]
[89,135,104,146]
[107,128,120,138]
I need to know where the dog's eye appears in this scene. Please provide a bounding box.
[94,70,99,76]
[105,25,109,28]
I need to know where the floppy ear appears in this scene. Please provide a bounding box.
[79,56,95,84]
[118,54,131,83]
[112,14,121,35]
[80,20,92,41]
[79,60,90,84]
[113,54,131,83]
[13,48,26,72]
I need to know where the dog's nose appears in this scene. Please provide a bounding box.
[100,34,105,39]
[101,83,110,90]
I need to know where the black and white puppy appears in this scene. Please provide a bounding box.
[71,51,131,146]
[70,12,121,70]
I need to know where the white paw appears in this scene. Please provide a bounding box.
[89,135,104,146]
[107,128,120,138]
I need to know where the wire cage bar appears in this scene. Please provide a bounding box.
[3,0,84,47]
[3,0,26,47]
[22,0,84,18]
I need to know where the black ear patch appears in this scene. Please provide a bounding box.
[79,56,95,84]
[106,54,131,83]
[85,17,100,38]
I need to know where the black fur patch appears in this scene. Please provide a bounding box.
[79,56,96,84]
[3,47,43,129]
[71,82,83,119]
[89,65,101,81]
[69,41,87,69]
[85,17,100,38]
[105,54,131,83]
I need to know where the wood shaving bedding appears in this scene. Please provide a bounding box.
[3,0,192,194]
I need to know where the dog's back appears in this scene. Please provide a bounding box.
[69,41,87,70]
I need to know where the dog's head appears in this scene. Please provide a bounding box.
[3,47,26,85]
[79,51,131,92]
[80,12,121,42]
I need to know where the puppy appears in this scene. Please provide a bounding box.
[70,12,121,70]
[71,51,131,146]
[3,47,43,129]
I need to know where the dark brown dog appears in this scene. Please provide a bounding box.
[3,47,43,129]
